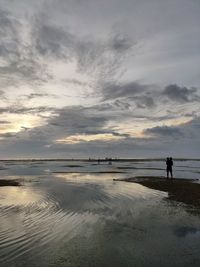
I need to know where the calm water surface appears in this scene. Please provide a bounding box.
[0,160,200,266]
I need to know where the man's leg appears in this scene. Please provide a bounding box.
[170,169,173,179]
[167,169,169,179]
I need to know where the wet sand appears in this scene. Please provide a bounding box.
[0,179,21,186]
[60,165,84,168]
[114,176,200,208]
[53,171,126,174]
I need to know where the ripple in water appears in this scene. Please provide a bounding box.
[0,176,103,264]
[1,170,200,266]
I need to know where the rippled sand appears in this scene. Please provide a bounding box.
[0,160,200,266]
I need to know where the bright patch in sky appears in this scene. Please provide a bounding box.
[0,114,46,135]
[56,133,124,144]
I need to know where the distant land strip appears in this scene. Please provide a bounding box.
[0,158,200,162]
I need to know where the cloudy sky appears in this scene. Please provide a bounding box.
[0,0,200,159]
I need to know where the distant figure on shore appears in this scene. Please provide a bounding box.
[98,158,100,164]
[166,157,173,179]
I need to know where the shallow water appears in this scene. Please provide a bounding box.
[0,160,200,266]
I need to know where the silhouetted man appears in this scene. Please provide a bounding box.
[166,157,173,179]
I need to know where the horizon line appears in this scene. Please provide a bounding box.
[0,157,200,161]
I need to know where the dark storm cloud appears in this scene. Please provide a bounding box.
[163,84,200,103]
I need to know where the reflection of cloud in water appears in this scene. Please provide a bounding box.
[55,173,165,197]
[0,175,99,264]
[1,170,200,266]
[174,226,200,238]
[0,186,42,207]
[51,194,200,267]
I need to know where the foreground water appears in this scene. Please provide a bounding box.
[0,159,200,267]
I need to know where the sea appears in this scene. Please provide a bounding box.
[0,159,200,267]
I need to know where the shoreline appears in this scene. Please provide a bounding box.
[114,176,200,208]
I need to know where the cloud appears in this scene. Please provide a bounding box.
[144,117,200,141]
[100,80,158,110]
[75,36,133,84]
[0,89,7,101]
[102,81,149,100]
[50,106,107,131]
[0,5,135,96]
[32,13,134,85]
[0,1,200,158]
[63,79,89,87]
[113,100,131,110]
[109,33,134,53]
[34,21,76,59]
[56,133,124,144]
[144,125,184,138]
[0,105,56,116]
[0,132,16,138]
[25,93,57,100]
[133,95,155,108]
[0,8,50,87]
[163,84,200,103]
[0,104,129,145]
[1,113,200,158]
[0,120,11,124]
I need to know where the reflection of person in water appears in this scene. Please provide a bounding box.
[166,157,173,179]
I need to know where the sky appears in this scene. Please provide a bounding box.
[0,0,200,159]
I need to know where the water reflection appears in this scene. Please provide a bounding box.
[174,226,200,238]
[0,162,200,266]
